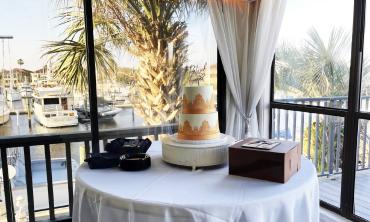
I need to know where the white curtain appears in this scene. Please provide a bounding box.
[208,0,287,139]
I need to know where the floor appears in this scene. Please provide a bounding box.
[319,169,370,221]
[320,208,349,222]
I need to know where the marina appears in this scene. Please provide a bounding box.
[0,100,144,137]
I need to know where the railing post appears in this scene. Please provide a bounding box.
[84,140,91,159]
[44,144,55,220]
[328,116,335,174]
[284,109,289,140]
[315,113,320,168]
[300,110,304,148]
[361,121,367,169]
[292,111,297,141]
[65,142,74,217]
[1,149,15,222]
[24,146,35,222]
[307,102,313,159]
[335,123,341,173]
[277,109,281,139]
[321,114,327,175]
[271,109,275,138]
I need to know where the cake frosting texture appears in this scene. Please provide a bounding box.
[178,85,219,140]
[182,86,215,114]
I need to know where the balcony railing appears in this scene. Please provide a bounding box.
[272,96,370,176]
[0,124,177,222]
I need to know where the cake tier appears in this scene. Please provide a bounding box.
[182,85,215,114]
[162,134,235,169]
[178,112,220,140]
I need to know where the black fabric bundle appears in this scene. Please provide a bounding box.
[105,138,152,155]
[85,138,152,170]
[85,153,120,169]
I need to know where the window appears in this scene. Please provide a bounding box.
[0,1,220,221]
[354,2,370,221]
[272,109,344,207]
[271,0,369,221]
[85,2,217,137]
[44,98,59,105]
[274,0,353,109]
[0,1,89,220]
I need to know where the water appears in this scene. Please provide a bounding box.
[2,100,146,189]
[0,100,145,137]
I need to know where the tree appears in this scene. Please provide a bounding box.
[17,59,24,69]
[43,5,117,94]
[275,27,351,98]
[275,28,352,174]
[45,0,207,125]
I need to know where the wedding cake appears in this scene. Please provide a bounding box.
[178,86,219,140]
[162,85,234,170]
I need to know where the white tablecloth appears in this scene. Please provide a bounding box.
[73,141,319,222]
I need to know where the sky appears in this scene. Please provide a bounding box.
[278,0,354,46]
[0,0,366,71]
[0,0,216,71]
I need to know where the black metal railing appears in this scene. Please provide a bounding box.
[0,124,177,222]
[272,96,370,176]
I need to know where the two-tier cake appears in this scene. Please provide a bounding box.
[178,86,219,140]
[162,85,234,170]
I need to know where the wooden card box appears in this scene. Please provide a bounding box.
[229,138,301,183]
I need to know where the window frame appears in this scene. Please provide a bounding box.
[269,0,368,221]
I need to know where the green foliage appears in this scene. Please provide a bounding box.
[303,118,343,173]
[45,0,207,125]
[17,59,24,67]
[276,27,352,97]
[116,67,136,85]
[43,4,118,94]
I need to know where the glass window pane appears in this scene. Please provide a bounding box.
[0,1,88,220]
[274,0,353,109]
[0,1,89,137]
[86,2,217,135]
[361,3,370,112]
[354,119,370,220]
[271,108,344,207]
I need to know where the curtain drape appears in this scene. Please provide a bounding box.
[208,0,287,139]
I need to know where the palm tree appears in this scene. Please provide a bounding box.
[45,0,206,125]
[275,42,306,97]
[276,27,351,98]
[17,59,24,69]
[43,5,117,94]
[275,28,352,173]
[301,28,350,97]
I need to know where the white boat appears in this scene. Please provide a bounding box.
[75,105,122,123]
[32,87,78,128]
[0,95,10,125]
[19,84,33,98]
[5,87,22,101]
[103,87,131,107]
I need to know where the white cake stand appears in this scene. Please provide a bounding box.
[162,134,235,170]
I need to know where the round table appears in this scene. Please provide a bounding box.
[73,141,319,222]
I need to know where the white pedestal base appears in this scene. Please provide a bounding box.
[162,134,234,169]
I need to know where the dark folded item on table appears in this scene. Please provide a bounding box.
[119,153,151,171]
[85,153,120,169]
[105,138,152,155]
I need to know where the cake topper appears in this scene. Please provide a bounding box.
[185,63,207,86]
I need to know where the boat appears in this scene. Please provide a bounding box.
[3,70,21,101]
[19,83,33,98]
[32,87,78,127]
[0,94,10,125]
[103,87,131,108]
[75,104,122,123]
[5,87,22,101]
